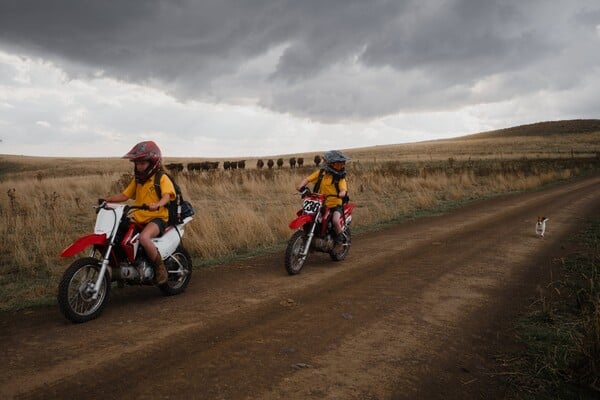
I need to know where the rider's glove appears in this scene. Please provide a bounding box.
[97,198,106,205]
[298,186,309,197]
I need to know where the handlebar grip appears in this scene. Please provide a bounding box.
[299,186,310,198]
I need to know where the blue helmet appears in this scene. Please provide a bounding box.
[323,150,350,164]
[322,150,350,178]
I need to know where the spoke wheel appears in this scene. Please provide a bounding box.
[330,228,352,261]
[285,230,308,275]
[58,257,110,323]
[159,245,193,295]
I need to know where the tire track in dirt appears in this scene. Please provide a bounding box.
[258,176,600,399]
[2,174,599,399]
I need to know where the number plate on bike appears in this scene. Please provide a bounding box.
[302,199,321,214]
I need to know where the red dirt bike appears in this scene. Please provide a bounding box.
[284,191,355,275]
[57,202,193,323]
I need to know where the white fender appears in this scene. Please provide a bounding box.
[153,217,193,258]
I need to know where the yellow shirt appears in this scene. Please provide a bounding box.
[306,169,348,209]
[123,173,176,224]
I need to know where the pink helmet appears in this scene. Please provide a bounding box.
[123,141,162,183]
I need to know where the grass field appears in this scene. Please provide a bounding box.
[1,119,599,311]
[499,217,600,398]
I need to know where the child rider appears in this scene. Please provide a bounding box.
[296,150,350,252]
[101,141,175,285]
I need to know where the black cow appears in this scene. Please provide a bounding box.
[165,163,184,173]
[314,155,322,166]
[188,161,219,171]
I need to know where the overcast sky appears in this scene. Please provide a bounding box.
[0,0,598,158]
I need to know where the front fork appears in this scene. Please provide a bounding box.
[300,214,320,257]
[89,244,114,300]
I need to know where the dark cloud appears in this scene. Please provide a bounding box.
[0,0,598,121]
[362,2,547,75]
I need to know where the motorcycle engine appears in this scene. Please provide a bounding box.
[118,260,154,282]
[137,260,155,282]
[119,264,140,280]
[312,236,333,252]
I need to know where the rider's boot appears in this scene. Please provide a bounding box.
[154,253,168,285]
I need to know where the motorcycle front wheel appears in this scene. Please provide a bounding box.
[285,230,309,275]
[57,257,110,323]
[159,245,193,296]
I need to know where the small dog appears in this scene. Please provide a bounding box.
[535,216,549,237]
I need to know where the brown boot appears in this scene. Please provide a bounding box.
[154,254,168,285]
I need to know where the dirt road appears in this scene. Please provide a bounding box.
[1,174,599,399]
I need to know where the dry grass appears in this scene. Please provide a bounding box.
[1,119,600,310]
[500,218,600,398]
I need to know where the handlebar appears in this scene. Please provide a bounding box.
[95,201,150,212]
[298,189,340,200]
[127,204,151,210]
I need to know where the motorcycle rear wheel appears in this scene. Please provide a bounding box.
[159,245,193,295]
[57,257,110,323]
[285,230,308,275]
[330,227,352,261]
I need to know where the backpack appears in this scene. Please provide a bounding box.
[153,170,195,225]
[313,169,350,204]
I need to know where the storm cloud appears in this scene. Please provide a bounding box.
[0,0,598,157]
[2,0,598,122]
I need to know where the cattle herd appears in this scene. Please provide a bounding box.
[165,155,323,173]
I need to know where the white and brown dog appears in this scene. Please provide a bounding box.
[535,216,549,237]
